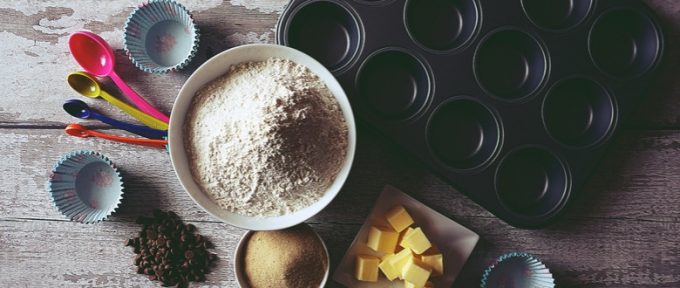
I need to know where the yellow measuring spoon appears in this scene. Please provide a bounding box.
[66,71,168,130]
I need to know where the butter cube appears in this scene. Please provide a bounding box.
[395,227,415,253]
[401,257,432,288]
[355,255,380,282]
[405,280,434,288]
[400,227,432,254]
[385,205,414,232]
[404,280,419,288]
[388,248,412,279]
[378,254,400,281]
[420,253,444,276]
[367,226,399,253]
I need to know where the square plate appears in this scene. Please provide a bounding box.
[333,185,480,287]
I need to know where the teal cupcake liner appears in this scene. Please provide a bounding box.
[481,252,555,288]
[124,0,200,74]
[47,151,125,224]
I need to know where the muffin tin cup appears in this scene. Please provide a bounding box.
[278,0,364,73]
[588,7,663,79]
[521,0,594,31]
[355,48,433,120]
[277,0,664,228]
[474,27,549,102]
[404,0,481,52]
[495,146,571,219]
[47,150,124,224]
[427,97,502,171]
[124,0,200,74]
[542,77,617,148]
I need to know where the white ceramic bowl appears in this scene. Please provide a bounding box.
[233,224,330,287]
[169,44,356,230]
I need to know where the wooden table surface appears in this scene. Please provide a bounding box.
[1,0,679,287]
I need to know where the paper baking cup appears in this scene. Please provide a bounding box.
[124,0,200,74]
[481,252,555,288]
[47,151,124,224]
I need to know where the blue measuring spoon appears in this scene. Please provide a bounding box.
[63,99,168,140]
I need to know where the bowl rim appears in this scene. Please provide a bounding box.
[168,43,357,230]
[233,224,330,288]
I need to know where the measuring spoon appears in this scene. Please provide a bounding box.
[67,71,168,130]
[63,99,167,140]
[68,31,170,122]
[65,124,168,149]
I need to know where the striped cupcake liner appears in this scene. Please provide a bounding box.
[124,0,200,74]
[47,150,125,224]
[481,252,555,288]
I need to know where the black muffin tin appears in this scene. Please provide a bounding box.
[277,0,664,228]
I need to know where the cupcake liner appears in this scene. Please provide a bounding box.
[47,150,124,224]
[124,0,200,74]
[481,252,555,288]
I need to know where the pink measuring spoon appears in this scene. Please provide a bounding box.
[68,31,169,123]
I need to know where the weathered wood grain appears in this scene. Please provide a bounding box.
[0,0,286,127]
[0,0,678,127]
[1,128,680,287]
[3,128,680,224]
[2,215,679,287]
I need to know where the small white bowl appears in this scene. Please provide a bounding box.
[168,44,357,230]
[233,224,330,288]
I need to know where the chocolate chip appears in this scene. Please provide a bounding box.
[147,230,157,240]
[126,210,217,286]
[184,250,194,259]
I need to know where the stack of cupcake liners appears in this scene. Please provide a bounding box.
[481,252,555,288]
[47,150,125,224]
[124,0,200,74]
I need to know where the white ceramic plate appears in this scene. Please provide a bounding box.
[168,44,357,230]
[233,224,330,288]
[333,185,480,287]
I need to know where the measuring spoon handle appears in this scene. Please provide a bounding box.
[85,129,168,149]
[109,72,170,123]
[90,111,168,139]
[99,90,168,130]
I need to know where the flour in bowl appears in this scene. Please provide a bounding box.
[184,58,348,217]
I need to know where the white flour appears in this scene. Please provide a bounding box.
[184,58,348,217]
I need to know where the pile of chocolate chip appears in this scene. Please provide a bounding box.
[125,210,218,287]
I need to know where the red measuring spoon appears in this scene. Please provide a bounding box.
[65,124,168,149]
[68,31,170,123]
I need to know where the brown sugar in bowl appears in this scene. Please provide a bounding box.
[234,224,330,287]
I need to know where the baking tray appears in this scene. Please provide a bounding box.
[276,0,665,228]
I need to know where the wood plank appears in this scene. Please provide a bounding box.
[2,128,680,224]
[1,215,679,287]
[0,0,679,128]
[1,127,680,287]
[0,0,285,127]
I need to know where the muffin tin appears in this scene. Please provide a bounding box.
[277,0,664,227]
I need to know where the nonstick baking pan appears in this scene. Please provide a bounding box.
[276,0,665,228]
